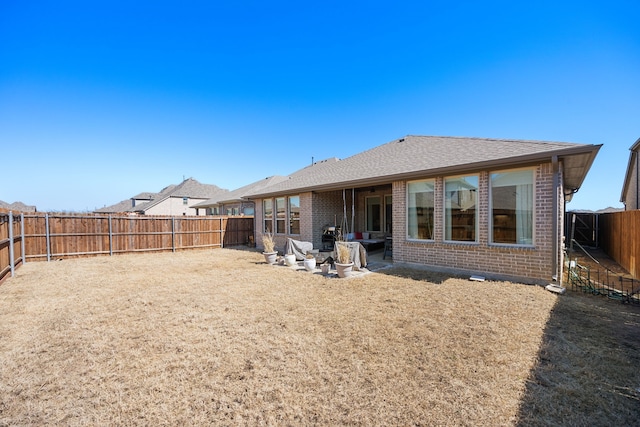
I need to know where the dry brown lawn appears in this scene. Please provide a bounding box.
[0,249,638,426]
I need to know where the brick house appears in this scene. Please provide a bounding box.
[246,136,600,285]
[621,137,640,210]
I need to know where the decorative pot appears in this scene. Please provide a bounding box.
[335,262,354,278]
[303,257,316,271]
[263,251,278,264]
[284,254,297,267]
[321,264,330,275]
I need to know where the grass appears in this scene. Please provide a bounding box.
[0,248,638,425]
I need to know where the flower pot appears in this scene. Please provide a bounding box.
[335,262,354,278]
[321,264,330,275]
[303,257,316,271]
[284,254,297,267]
[263,251,278,264]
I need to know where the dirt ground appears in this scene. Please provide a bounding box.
[0,249,638,426]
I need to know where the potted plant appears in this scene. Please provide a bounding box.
[303,252,317,271]
[262,230,277,264]
[334,242,354,278]
[284,251,297,267]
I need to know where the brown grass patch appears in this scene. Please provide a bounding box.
[0,249,638,425]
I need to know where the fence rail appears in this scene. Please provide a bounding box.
[0,212,254,283]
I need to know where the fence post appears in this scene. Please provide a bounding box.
[45,213,51,262]
[20,212,25,264]
[172,217,176,252]
[8,212,15,277]
[108,215,113,256]
[220,217,224,248]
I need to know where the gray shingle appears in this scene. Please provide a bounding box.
[245,135,600,197]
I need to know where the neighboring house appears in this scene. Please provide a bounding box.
[0,200,37,212]
[193,175,289,216]
[621,137,640,210]
[245,135,601,285]
[95,178,228,216]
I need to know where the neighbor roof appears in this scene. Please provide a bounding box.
[131,178,228,212]
[620,137,640,204]
[96,178,228,214]
[193,175,289,208]
[245,135,601,201]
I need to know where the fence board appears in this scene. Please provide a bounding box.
[15,213,253,264]
[599,211,640,278]
[2,212,253,284]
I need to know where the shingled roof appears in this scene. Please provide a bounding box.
[130,178,228,212]
[245,135,601,201]
[95,178,228,214]
[193,175,289,208]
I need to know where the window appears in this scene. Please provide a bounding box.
[407,180,435,240]
[264,196,300,235]
[288,196,300,234]
[275,197,286,233]
[182,197,188,205]
[366,196,382,231]
[263,199,273,233]
[444,175,478,242]
[491,169,534,245]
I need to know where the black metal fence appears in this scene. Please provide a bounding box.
[565,240,639,305]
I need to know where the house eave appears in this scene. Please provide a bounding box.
[246,144,602,199]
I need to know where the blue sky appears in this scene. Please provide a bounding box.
[1,1,638,212]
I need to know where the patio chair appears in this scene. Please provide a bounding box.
[383,236,392,260]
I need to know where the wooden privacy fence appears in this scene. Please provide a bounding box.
[0,212,254,282]
[599,210,640,278]
[0,212,24,283]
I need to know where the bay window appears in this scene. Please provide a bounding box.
[264,196,300,235]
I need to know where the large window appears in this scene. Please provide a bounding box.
[275,197,286,234]
[264,196,300,235]
[263,199,273,233]
[491,169,534,245]
[288,196,300,234]
[407,179,435,240]
[444,175,478,242]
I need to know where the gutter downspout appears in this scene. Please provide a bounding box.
[552,155,559,282]
[635,151,640,209]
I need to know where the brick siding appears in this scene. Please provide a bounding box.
[393,163,563,283]
[255,161,565,283]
